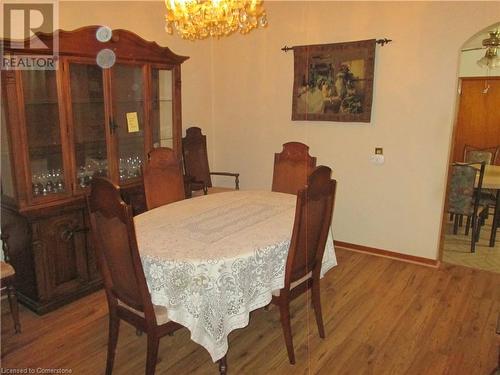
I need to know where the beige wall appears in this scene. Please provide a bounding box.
[59,1,216,162]
[210,1,500,259]
[54,1,500,260]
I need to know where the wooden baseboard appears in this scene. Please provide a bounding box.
[334,240,440,268]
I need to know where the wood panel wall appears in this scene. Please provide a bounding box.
[453,77,500,163]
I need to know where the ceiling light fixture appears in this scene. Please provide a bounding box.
[164,0,268,40]
[477,30,500,69]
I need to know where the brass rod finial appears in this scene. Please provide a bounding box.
[376,38,392,46]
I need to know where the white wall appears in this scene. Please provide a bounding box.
[210,1,500,259]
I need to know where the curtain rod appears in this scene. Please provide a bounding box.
[281,38,392,53]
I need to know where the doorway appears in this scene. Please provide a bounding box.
[440,24,500,273]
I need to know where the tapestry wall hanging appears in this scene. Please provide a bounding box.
[291,39,376,123]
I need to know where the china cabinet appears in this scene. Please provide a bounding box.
[1,26,188,313]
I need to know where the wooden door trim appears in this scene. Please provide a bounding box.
[437,79,462,263]
[457,76,500,81]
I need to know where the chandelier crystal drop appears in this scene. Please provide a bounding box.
[164,0,268,40]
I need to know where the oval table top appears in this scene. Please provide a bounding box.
[134,190,337,362]
[136,190,300,261]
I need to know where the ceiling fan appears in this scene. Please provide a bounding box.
[461,30,500,69]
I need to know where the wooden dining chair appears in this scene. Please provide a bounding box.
[272,142,317,195]
[143,147,185,210]
[182,127,239,196]
[0,234,21,334]
[88,177,181,375]
[88,177,228,375]
[271,165,336,364]
[447,162,489,252]
[463,145,500,218]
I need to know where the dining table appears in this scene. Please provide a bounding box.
[133,190,337,362]
[480,164,500,247]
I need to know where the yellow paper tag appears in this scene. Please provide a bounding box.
[126,112,139,133]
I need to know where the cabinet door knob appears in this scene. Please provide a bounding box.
[61,229,74,241]
[60,226,89,241]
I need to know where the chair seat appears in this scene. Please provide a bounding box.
[1,262,15,280]
[118,300,170,325]
[272,271,312,297]
[478,191,497,206]
[449,203,489,217]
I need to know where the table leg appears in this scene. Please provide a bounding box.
[218,355,227,375]
[489,190,500,247]
[6,283,21,333]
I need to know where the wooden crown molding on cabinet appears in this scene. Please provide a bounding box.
[2,26,190,65]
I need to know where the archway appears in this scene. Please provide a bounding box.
[439,22,500,272]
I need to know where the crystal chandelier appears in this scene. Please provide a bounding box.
[164,0,268,40]
[477,30,500,69]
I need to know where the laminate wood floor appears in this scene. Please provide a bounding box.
[1,249,499,375]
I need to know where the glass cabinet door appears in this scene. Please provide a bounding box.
[151,68,173,149]
[111,64,145,183]
[68,63,109,190]
[21,70,66,199]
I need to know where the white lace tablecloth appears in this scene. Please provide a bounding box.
[134,190,337,362]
